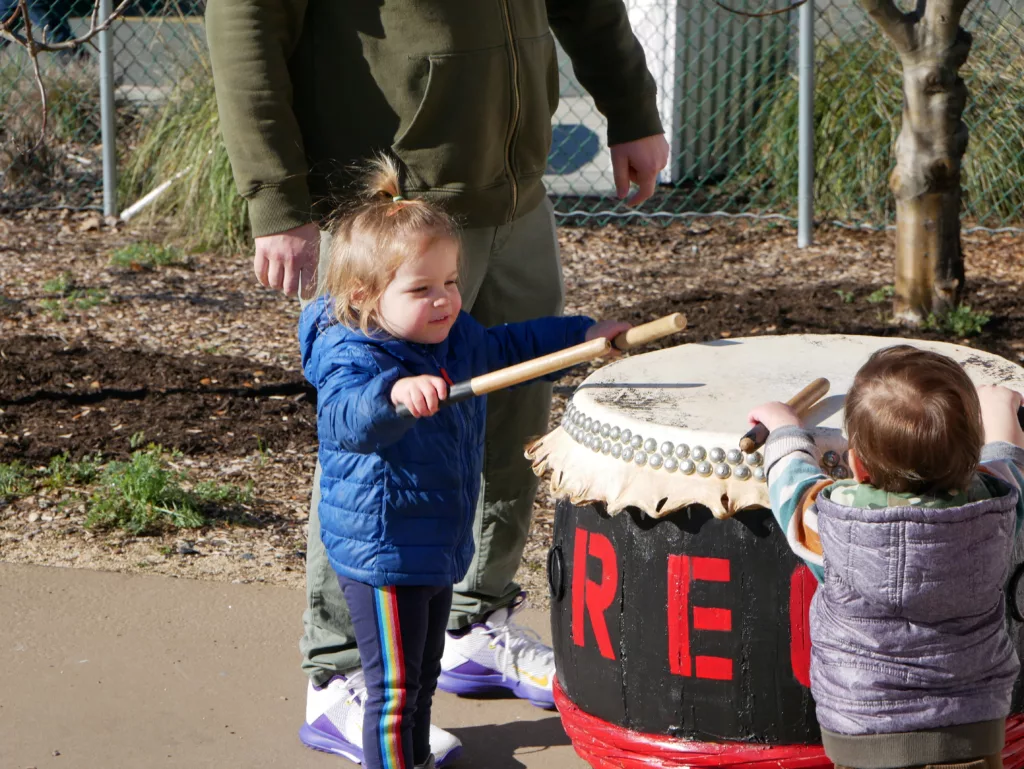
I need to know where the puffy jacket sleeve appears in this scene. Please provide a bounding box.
[205,0,312,237]
[981,442,1024,534]
[484,315,595,378]
[313,344,413,454]
[546,0,663,145]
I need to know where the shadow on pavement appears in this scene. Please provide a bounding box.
[450,716,573,769]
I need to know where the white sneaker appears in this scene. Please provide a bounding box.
[437,595,556,709]
[299,670,463,765]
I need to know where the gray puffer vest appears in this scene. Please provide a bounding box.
[811,475,1020,736]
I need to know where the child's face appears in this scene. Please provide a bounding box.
[378,236,462,345]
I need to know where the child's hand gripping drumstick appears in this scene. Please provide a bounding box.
[742,378,831,453]
[394,313,687,418]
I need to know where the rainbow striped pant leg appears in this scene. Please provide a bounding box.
[339,577,453,769]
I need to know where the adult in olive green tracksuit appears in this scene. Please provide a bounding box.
[206,0,666,759]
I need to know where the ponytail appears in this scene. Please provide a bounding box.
[362,154,405,203]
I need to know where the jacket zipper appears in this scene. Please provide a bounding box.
[500,0,520,221]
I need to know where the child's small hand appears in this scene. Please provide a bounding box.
[586,320,632,356]
[391,375,448,418]
[748,402,802,432]
[977,384,1024,447]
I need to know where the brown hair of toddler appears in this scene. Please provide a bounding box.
[322,155,460,334]
[844,345,983,494]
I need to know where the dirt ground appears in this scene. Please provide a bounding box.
[2,208,1024,602]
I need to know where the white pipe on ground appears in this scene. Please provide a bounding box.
[119,150,212,222]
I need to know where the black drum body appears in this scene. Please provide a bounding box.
[549,500,1024,744]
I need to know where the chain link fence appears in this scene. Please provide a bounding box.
[1,0,1022,233]
[552,0,1024,232]
[0,0,204,209]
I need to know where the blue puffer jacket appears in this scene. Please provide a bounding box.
[299,298,595,586]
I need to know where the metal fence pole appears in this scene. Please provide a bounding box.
[98,0,117,217]
[797,0,815,247]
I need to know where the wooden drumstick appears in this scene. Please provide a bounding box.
[612,312,686,351]
[739,377,831,454]
[395,313,687,418]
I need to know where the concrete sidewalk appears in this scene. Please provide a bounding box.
[1,563,588,769]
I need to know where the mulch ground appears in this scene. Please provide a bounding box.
[1,335,314,462]
[2,208,1023,596]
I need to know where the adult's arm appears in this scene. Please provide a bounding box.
[546,0,663,147]
[205,0,312,239]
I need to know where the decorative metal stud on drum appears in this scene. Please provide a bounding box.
[526,335,1024,769]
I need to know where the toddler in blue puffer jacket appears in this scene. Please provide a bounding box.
[298,156,628,769]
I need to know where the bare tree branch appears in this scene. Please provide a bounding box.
[0,4,19,36]
[0,0,131,146]
[858,0,916,53]
[925,0,971,47]
[0,0,131,52]
[709,0,809,19]
[16,0,48,148]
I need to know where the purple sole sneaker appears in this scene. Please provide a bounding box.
[299,720,363,763]
[437,668,555,710]
[299,722,464,767]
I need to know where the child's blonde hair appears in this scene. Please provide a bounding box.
[323,155,460,334]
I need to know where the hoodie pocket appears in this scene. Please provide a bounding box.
[392,47,512,193]
[511,32,558,179]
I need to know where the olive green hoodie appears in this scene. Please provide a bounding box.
[205,0,663,238]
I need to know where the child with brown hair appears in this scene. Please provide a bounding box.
[298,156,628,769]
[750,345,1024,769]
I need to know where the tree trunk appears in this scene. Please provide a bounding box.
[859,0,972,322]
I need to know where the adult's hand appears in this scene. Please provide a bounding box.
[610,134,670,207]
[253,222,320,298]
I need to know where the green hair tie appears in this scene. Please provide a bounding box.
[392,195,405,202]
